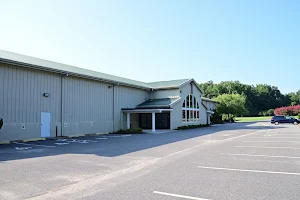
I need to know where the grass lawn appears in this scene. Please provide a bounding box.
[235,115,299,122]
[235,116,272,122]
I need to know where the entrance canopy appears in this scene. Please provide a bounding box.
[122,108,173,132]
[122,97,178,132]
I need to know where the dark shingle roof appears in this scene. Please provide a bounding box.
[137,98,180,109]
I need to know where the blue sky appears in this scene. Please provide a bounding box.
[1,0,299,93]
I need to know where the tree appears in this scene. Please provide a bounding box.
[214,94,248,117]
[199,80,295,116]
[287,90,300,105]
[267,109,274,116]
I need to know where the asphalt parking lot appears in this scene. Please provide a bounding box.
[1,122,299,200]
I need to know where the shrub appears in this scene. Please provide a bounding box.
[116,128,143,134]
[274,105,300,116]
[298,113,300,119]
[210,110,224,124]
[222,114,235,122]
[176,124,209,130]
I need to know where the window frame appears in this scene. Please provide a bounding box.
[182,94,200,123]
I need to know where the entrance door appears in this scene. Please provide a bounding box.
[41,112,51,137]
[139,114,152,129]
[139,113,170,129]
[155,113,170,129]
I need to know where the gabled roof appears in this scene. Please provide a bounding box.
[137,98,181,109]
[0,50,150,89]
[146,78,204,94]
[146,79,191,89]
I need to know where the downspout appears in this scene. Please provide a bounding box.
[112,85,115,133]
[61,73,68,136]
[61,76,64,137]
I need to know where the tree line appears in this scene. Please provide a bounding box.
[199,81,300,117]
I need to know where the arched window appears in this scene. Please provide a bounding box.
[182,95,200,122]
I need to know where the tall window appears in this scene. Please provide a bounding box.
[182,95,200,122]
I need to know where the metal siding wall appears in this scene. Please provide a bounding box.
[150,89,179,99]
[114,86,149,131]
[62,77,114,136]
[0,64,61,141]
[170,83,205,129]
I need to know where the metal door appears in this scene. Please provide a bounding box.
[41,112,51,137]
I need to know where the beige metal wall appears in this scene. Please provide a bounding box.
[0,64,62,141]
[115,86,149,131]
[0,64,149,141]
[59,76,149,135]
[150,89,179,99]
[62,76,114,136]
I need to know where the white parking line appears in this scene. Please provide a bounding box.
[266,134,300,136]
[153,191,210,200]
[14,142,56,148]
[95,138,108,140]
[242,141,300,143]
[197,166,300,176]
[234,146,300,150]
[250,137,300,139]
[221,153,300,159]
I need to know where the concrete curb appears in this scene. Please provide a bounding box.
[22,138,46,142]
[0,141,10,145]
[67,134,85,138]
[85,132,109,136]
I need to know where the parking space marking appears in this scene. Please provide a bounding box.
[153,191,210,200]
[15,147,32,150]
[13,142,56,148]
[221,153,300,159]
[265,134,300,136]
[95,138,108,140]
[55,143,69,145]
[250,137,300,139]
[234,146,300,150]
[197,166,300,176]
[242,141,300,143]
[56,139,97,144]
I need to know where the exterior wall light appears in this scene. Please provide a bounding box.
[43,93,50,97]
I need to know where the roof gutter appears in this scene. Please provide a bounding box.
[121,109,173,113]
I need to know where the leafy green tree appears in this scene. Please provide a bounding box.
[199,80,294,116]
[214,94,248,117]
[287,90,300,105]
[267,109,274,116]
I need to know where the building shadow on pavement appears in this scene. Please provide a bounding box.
[0,122,287,161]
